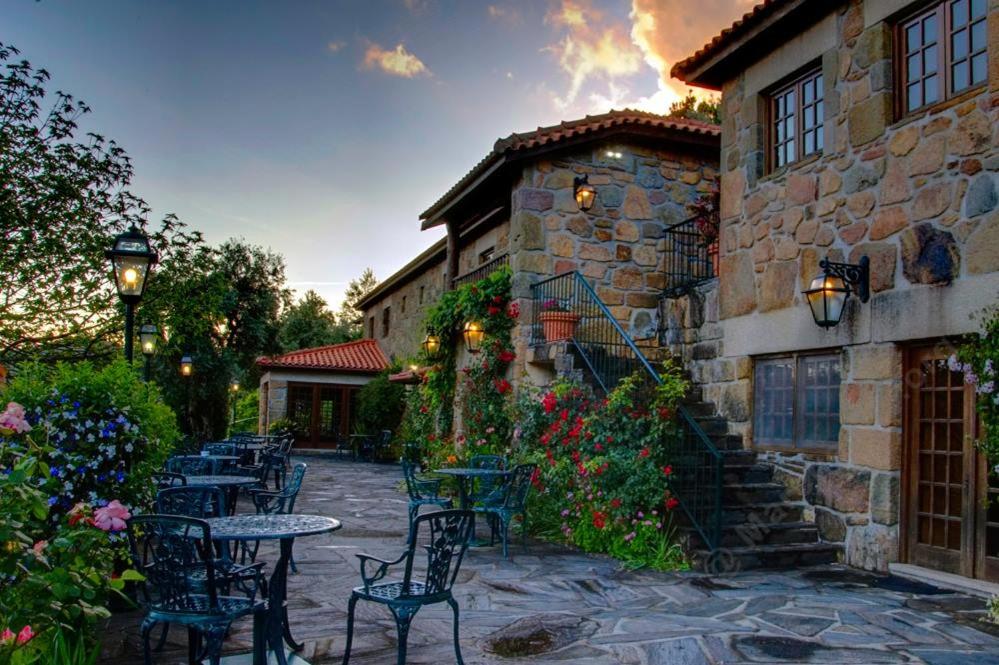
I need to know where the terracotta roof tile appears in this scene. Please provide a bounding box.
[420,109,719,226]
[671,0,793,83]
[257,339,389,373]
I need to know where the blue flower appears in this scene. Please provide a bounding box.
[47,496,58,506]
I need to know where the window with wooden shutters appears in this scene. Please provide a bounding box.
[899,0,988,115]
[769,66,823,171]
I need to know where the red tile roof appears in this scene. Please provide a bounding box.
[257,339,389,373]
[420,109,720,228]
[672,0,798,84]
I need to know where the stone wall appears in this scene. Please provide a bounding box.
[508,141,719,386]
[667,0,999,571]
[361,258,447,363]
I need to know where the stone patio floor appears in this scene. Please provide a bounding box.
[103,457,999,664]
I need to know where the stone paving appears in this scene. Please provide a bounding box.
[103,457,999,664]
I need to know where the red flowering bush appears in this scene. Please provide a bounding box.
[517,365,690,570]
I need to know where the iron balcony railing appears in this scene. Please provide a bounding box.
[529,271,723,551]
[663,217,718,298]
[452,253,509,288]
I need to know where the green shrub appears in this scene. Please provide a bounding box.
[2,360,179,514]
[355,371,406,435]
[268,417,294,435]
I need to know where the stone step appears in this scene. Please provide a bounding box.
[682,400,716,418]
[722,502,805,525]
[691,542,842,573]
[723,482,786,505]
[721,449,757,467]
[686,521,821,550]
[723,463,774,485]
[692,416,729,437]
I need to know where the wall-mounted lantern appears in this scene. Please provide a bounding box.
[421,331,442,359]
[179,354,194,377]
[803,256,870,329]
[462,321,485,354]
[573,175,597,212]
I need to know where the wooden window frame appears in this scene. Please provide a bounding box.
[896,0,989,118]
[766,64,824,173]
[381,307,390,338]
[753,350,842,454]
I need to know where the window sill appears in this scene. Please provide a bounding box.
[890,84,987,130]
[752,442,839,460]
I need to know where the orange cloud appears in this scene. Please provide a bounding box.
[630,0,756,103]
[362,42,430,78]
[544,0,643,108]
[487,4,521,24]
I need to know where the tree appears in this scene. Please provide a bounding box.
[0,43,200,364]
[337,268,378,339]
[278,289,346,351]
[667,92,721,125]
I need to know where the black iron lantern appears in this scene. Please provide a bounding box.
[573,175,596,212]
[463,321,485,354]
[421,331,442,359]
[179,354,194,377]
[803,256,870,328]
[139,324,159,357]
[106,225,157,362]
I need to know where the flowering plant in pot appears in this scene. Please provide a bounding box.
[538,298,581,343]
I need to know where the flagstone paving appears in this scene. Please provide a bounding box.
[103,457,999,664]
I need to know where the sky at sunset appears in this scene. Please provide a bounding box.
[5,0,754,308]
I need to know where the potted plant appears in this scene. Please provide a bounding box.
[688,185,720,275]
[538,298,581,342]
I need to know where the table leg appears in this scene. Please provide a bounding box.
[261,537,301,665]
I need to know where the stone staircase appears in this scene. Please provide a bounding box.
[681,384,842,572]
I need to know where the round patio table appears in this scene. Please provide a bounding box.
[182,475,259,516]
[433,468,510,546]
[205,514,341,665]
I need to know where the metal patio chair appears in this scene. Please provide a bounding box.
[402,459,452,544]
[166,455,218,476]
[244,463,308,572]
[153,471,187,490]
[342,510,474,665]
[473,463,537,559]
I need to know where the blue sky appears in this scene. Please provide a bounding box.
[5,0,749,307]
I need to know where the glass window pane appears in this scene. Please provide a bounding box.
[787,89,795,109]
[816,100,823,121]
[907,22,922,51]
[908,82,923,110]
[815,74,823,97]
[924,45,938,74]
[816,126,823,151]
[777,95,784,116]
[804,79,814,104]
[972,53,987,85]
[755,359,793,444]
[971,20,986,52]
[952,0,968,28]
[785,140,795,164]
[924,14,938,43]
[908,53,922,79]
[953,61,969,92]
[952,28,969,60]
[971,0,986,17]
[804,131,814,155]
[925,74,939,103]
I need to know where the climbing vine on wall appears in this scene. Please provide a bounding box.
[400,266,517,465]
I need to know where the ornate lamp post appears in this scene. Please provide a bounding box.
[179,354,194,377]
[139,324,158,381]
[106,226,157,362]
[802,256,870,328]
[421,331,442,359]
[573,175,597,212]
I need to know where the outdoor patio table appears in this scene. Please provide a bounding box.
[205,514,341,665]
[433,467,511,546]
[182,475,259,515]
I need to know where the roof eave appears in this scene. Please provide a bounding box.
[258,363,384,374]
[355,238,448,310]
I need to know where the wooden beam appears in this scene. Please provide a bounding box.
[445,220,460,292]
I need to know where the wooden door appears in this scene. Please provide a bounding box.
[904,346,995,581]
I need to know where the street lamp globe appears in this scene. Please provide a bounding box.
[463,321,485,354]
[106,226,157,304]
[179,354,194,377]
[139,324,159,356]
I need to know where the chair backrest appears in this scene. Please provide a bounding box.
[401,460,427,500]
[153,472,187,490]
[404,510,474,597]
[379,429,392,445]
[127,515,219,615]
[469,454,505,470]
[156,486,227,519]
[502,464,538,512]
[166,455,218,476]
[203,442,237,456]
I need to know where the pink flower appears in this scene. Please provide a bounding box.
[0,402,31,434]
[15,626,34,646]
[31,540,47,556]
[93,500,131,532]
[0,629,14,645]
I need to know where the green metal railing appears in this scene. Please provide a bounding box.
[453,253,509,288]
[530,271,722,551]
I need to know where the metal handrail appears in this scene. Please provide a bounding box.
[663,216,718,298]
[453,253,510,288]
[530,271,722,550]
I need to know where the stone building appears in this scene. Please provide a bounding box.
[256,339,389,448]
[670,0,999,579]
[359,109,721,384]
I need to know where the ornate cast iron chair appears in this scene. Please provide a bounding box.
[342,510,474,665]
[126,515,267,665]
[474,463,537,559]
[402,459,452,544]
[244,463,308,572]
[466,454,507,504]
[166,455,218,476]
[153,471,187,490]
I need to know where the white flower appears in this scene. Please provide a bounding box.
[948,355,962,372]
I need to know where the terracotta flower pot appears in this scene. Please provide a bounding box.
[539,311,581,342]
